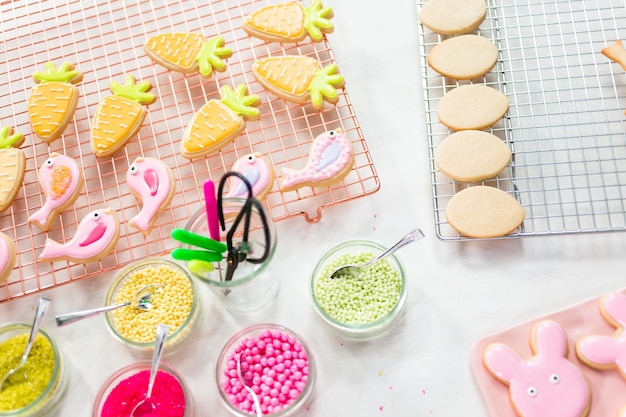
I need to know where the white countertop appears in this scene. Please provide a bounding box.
[3,1,626,416]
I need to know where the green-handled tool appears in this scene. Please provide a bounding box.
[170,228,227,262]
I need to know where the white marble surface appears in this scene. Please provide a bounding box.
[3,1,626,416]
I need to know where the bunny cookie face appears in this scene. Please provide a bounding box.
[483,320,591,417]
[577,291,626,376]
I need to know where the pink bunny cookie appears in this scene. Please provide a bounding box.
[483,320,591,417]
[576,291,626,377]
[126,157,176,235]
[0,232,15,284]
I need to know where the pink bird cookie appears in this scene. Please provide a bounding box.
[0,232,16,284]
[280,129,354,192]
[576,291,626,378]
[39,208,120,264]
[126,157,176,235]
[225,152,275,202]
[28,153,83,232]
[483,320,591,417]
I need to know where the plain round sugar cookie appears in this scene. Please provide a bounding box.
[419,0,487,35]
[446,186,524,238]
[437,84,509,131]
[436,130,511,182]
[428,34,498,79]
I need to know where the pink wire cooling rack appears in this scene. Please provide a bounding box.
[0,0,379,301]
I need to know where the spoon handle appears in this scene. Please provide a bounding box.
[21,297,51,367]
[146,324,170,399]
[366,228,425,267]
[54,301,130,327]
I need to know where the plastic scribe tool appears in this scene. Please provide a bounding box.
[204,179,220,241]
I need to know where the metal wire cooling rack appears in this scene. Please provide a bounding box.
[0,0,379,301]
[418,0,626,240]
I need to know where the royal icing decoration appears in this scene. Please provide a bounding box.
[91,75,156,158]
[243,0,334,43]
[225,152,274,201]
[483,320,590,417]
[127,157,176,235]
[181,84,260,159]
[0,126,26,213]
[252,55,344,111]
[576,291,626,377]
[28,62,82,143]
[28,153,83,232]
[280,129,354,192]
[39,208,120,263]
[144,33,232,77]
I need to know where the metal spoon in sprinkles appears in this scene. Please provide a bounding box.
[236,355,262,417]
[54,284,162,327]
[329,229,425,280]
[130,324,170,417]
[0,297,51,392]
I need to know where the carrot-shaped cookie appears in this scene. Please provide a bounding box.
[0,126,26,213]
[144,33,232,78]
[91,75,156,158]
[243,0,333,43]
[181,84,260,159]
[28,62,82,143]
[252,56,344,111]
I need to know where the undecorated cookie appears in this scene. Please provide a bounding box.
[428,34,498,80]
[419,0,487,35]
[445,186,524,238]
[436,130,511,182]
[437,84,509,130]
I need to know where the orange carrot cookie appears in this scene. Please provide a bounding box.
[181,84,260,159]
[28,62,82,143]
[91,75,156,158]
[0,232,15,284]
[0,126,26,213]
[144,33,232,78]
[243,0,333,43]
[252,55,344,111]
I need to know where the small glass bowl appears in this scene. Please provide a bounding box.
[310,239,407,339]
[216,324,315,417]
[92,361,192,417]
[0,323,68,417]
[104,258,201,352]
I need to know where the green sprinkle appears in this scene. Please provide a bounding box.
[0,334,55,411]
[314,251,402,325]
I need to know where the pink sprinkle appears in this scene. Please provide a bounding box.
[422,389,426,395]
[379,406,383,411]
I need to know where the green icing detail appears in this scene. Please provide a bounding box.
[304,0,334,42]
[0,126,23,149]
[196,36,232,78]
[32,62,81,84]
[308,63,344,110]
[109,75,156,105]
[220,84,260,119]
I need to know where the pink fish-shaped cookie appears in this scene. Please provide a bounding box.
[225,152,275,202]
[127,157,176,235]
[280,129,354,192]
[39,208,120,263]
[28,153,83,231]
[0,232,15,284]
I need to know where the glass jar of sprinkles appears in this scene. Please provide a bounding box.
[0,323,68,417]
[184,198,279,314]
[92,360,192,417]
[104,258,201,353]
[310,239,407,339]
[216,324,315,417]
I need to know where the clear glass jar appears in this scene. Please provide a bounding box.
[92,361,192,417]
[104,258,201,353]
[216,324,315,417]
[184,198,278,313]
[0,323,68,417]
[310,239,407,339]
